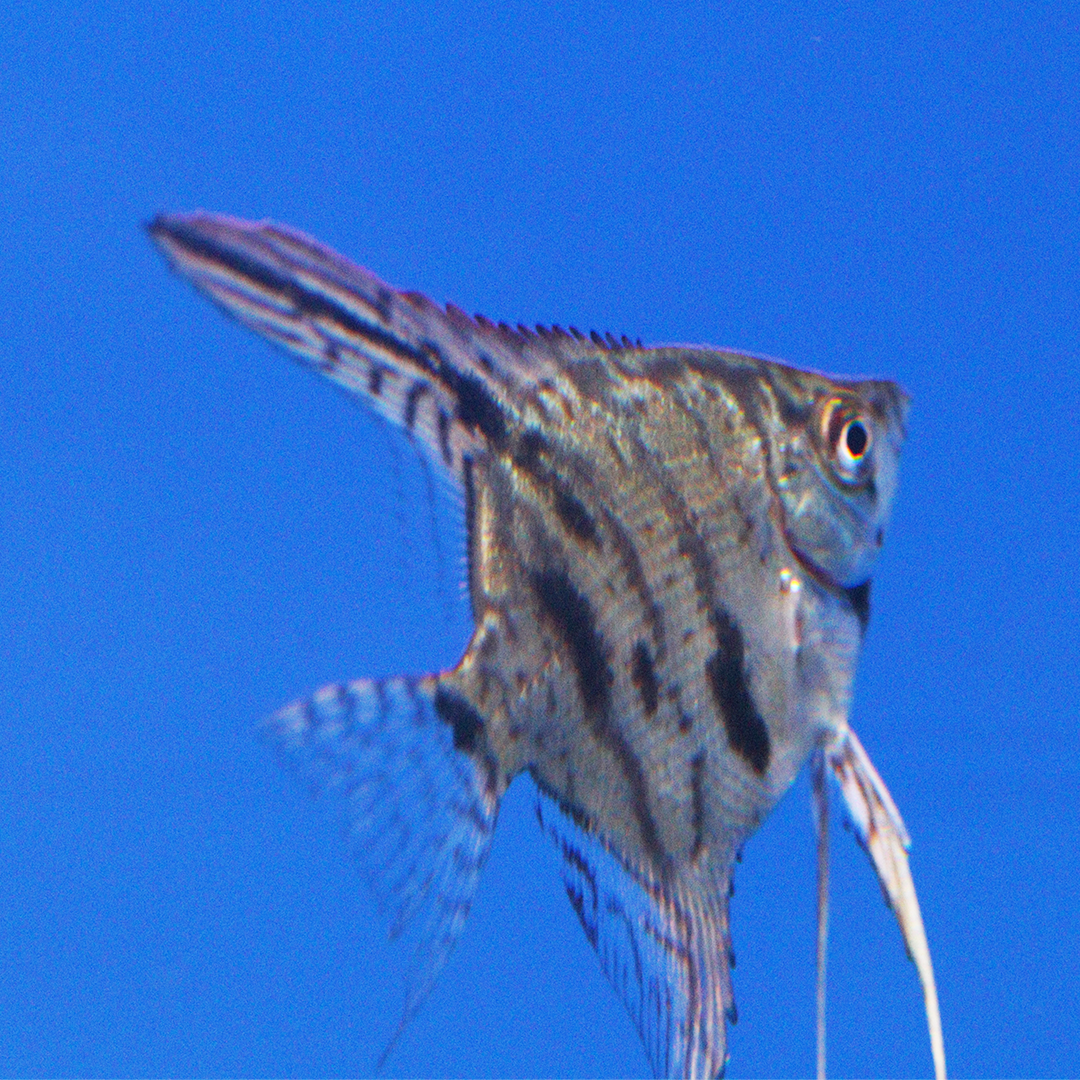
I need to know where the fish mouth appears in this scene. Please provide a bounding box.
[786,535,872,628]
[769,495,848,595]
[787,539,846,594]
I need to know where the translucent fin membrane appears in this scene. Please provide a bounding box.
[265,676,499,1067]
[537,787,734,1079]
[825,727,946,1080]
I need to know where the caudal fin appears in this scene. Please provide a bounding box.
[264,675,501,1066]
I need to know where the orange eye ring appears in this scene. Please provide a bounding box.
[821,398,873,477]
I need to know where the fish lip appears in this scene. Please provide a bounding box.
[786,537,848,595]
[769,494,849,595]
[785,528,872,628]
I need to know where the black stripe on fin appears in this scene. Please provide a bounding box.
[536,785,733,1079]
[630,640,659,717]
[844,580,871,632]
[433,684,485,754]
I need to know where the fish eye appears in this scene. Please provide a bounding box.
[840,418,869,463]
[822,398,873,478]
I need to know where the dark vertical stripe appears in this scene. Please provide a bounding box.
[552,489,600,547]
[844,580,871,631]
[462,457,480,618]
[630,641,659,716]
[706,608,770,775]
[436,407,453,466]
[416,346,510,448]
[689,752,706,860]
[432,684,485,754]
[530,569,612,715]
[530,568,666,866]
[512,420,663,653]
[511,431,601,549]
[627,430,772,774]
[404,380,428,430]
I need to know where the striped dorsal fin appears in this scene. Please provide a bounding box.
[149,212,639,491]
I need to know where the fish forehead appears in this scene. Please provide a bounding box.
[461,343,867,870]
[551,344,908,464]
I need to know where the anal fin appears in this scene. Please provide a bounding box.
[536,787,734,1080]
[264,675,501,1067]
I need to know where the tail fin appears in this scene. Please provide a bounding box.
[264,675,501,1066]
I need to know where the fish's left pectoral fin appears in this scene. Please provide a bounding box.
[264,675,502,1067]
[536,786,733,1080]
[824,726,946,1080]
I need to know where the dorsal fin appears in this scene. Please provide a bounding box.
[149,212,640,492]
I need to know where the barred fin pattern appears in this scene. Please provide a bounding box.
[148,213,634,491]
[150,210,940,1078]
[537,787,734,1080]
[264,677,499,1064]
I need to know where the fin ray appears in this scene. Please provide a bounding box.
[148,212,631,489]
[264,676,500,1064]
[537,787,733,1079]
[149,212,483,485]
[812,748,830,1080]
[826,726,946,1080]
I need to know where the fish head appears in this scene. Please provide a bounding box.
[767,367,909,588]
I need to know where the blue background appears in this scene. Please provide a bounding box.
[2,2,1077,1076]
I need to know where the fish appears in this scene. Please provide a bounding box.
[148,211,945,1080]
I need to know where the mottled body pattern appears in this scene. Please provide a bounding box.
[150,213,944,1079]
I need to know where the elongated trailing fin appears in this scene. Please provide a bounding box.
[825,727,946,1080]
[537,787,734,1079]
[811,749,830,1080]
[264,676,500,1067]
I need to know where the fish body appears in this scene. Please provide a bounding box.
[148,213,941,1079]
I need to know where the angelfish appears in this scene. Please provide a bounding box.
[148,212,945,1080]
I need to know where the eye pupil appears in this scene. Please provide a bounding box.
[844,420,868,458]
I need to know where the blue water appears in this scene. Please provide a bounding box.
[1,2,1078,1075]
